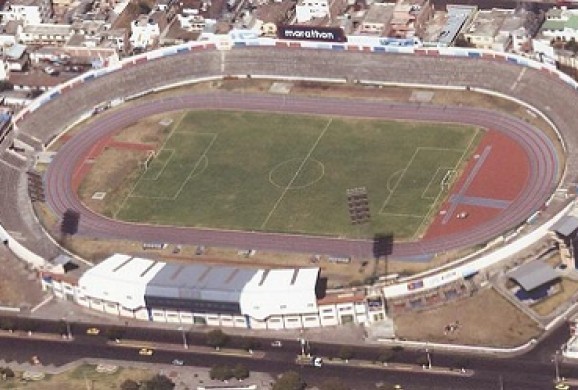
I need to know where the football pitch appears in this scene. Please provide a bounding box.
[115,110,481,239]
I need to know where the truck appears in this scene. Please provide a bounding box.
[295,355,323,368]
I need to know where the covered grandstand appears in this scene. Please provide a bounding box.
[68,254,344,329]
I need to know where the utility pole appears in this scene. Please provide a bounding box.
[178,326,188,349]
[425,343,432,370]
[554,350,561,383]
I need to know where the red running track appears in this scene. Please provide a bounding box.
[44,92,559,259]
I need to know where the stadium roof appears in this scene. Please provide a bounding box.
[508,260,559,292]
[240,268,320,320]
[551,215,578,238]
[145,264,258,303]
[78,254,165,310]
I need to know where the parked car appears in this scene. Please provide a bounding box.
[44,66,59,76]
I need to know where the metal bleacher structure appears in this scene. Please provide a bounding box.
[1,36,578,301]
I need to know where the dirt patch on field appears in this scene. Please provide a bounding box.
[112,112,177,144]
[77,148,143,217]
[393,287,541,347]
[291,82,412,101]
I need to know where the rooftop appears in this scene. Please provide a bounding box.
[146,263,258,302]
[551,215,578,237]
[363,3,395,25]
[317,290,365,305]
[23,24,73,35]
[253,1,296,24]
[465,8,513,38]
[508,260,560,292]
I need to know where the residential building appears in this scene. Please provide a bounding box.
[359,3,395,36]
[422,5,477,47]
[538,7,578,43]
[17,23,73,45]
[388,0,433,39]
[462,8,529,52]
[296,0,330,23]
[129,14,162,50]
[1,0,52,26]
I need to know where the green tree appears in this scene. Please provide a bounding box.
[272,371,305,390]
[233,364,250,380]
[206,329,229,350]
[142,374,175,390]
[240,337,259,351]
[120,379,140,390]
[0,367,15,379]
[105,326,125,341]
[0,318,15,331]
[416,355,429,367]
[377,350,394,363]
[338,346,354,361]
[209,365,233,381]
[319,378,350,390]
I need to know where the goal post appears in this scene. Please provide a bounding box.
[143,150,157,171]
[440,169,455,191]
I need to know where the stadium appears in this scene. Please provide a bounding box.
[1,36,576,329]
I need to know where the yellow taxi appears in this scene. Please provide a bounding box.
[139,348,154,356]
[86,328,100,335]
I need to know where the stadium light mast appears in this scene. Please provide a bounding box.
[346,187,371,259]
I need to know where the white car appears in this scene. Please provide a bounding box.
[311,357,323,368]
[271,340,283,348]
[172,359,184,366]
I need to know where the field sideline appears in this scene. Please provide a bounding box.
[113,110,481,239]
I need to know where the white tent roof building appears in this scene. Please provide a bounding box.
[78,254,165,310]
[240,268,320,320]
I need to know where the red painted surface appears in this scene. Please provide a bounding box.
[424,130,531,239]
[71,137,155,190]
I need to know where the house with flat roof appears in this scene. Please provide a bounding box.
[1,0,52,26]
[462,8,538,52]
[422,5,477,47]
[358,3,395,36]
[537,7,578,43]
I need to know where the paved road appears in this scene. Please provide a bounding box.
[0,324,576,390]
[45,93,558,258]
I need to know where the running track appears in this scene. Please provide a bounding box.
[45,92,558,258]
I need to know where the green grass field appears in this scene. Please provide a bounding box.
[115,111,480,239]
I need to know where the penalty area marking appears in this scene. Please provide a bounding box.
[379,144,473,236]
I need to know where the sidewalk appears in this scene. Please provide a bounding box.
[25,299,369,346]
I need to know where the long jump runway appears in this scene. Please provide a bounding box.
[44,92,559,259]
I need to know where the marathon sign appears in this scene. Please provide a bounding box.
[277,25,347,43]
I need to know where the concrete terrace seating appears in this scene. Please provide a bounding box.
[0,162,58,259]
[16,51,222,146]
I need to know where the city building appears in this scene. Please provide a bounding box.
[388,0,433,39]
[537,7,578,43]
[422,5,477,47]
[358,3,395,36]
[462,8,534,52]
[1,0,53,26]
[129,14,162,50]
